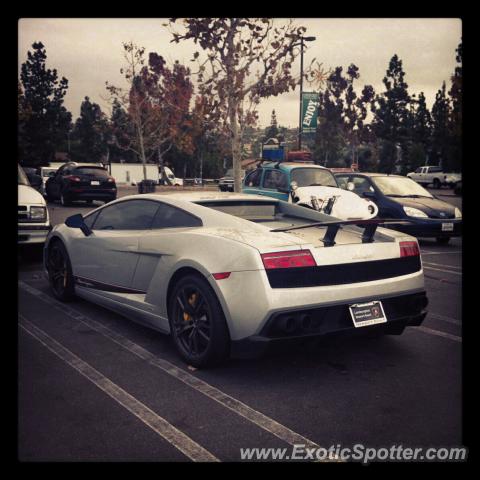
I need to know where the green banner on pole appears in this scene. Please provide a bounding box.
[301,92,320,133]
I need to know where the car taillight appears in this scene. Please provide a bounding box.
[400,241,420,257]
[261,250,317,270]
[107,177,115,182]
[65,175,81,182]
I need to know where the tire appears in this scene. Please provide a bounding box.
[433,178,441,189]
[60,193,72,206]
[47,240,76,301]
[168,273,230,368]
[436,237,450,245]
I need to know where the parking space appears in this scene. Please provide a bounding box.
[18,186,462,461]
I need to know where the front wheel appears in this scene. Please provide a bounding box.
[168,274,230,368]
[47,241,75,301]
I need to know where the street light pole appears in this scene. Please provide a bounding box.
[298,37,304,150]
[297,36,316,151]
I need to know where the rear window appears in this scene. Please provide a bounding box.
[74,167,109,177]
[197,200,277,219]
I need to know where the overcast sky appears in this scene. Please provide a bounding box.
[18,18,462,128]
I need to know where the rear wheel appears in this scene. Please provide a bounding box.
[433,178,441,189]
[168,274,230,368]
[436,237,450,245]
[47,241,75,301]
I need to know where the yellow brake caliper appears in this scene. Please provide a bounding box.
[183,293,197,322]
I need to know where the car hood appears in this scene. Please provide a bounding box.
[390,196,456,216]
[18,184,46,205]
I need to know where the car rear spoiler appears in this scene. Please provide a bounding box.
[270,218,412,247]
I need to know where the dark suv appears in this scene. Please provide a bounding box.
[45,162,117,206]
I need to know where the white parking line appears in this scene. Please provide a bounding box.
[18,281,321,451]
[423,266,462,276]
[429,312,462,326]
[415,325,462,343]
[423,261,461,270]
[19,315,219,462]
[420,250,462,255]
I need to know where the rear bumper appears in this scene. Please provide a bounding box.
[65,189,117,201]
[382,219,462,238]
[231,291,428,358]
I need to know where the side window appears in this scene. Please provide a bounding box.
[351,177,372,194]
[263,170,287,190]
[429,167,441,173]
[245,169,262,187]
[93,200,159,230]
[415,167,422,173]
[151,203,202,229]
[336,176,349,189]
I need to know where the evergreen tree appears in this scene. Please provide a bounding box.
[263,110,280,141]
[448,42,462,172]
[431,82,451,169]
[371,55,411,173]
[19,42,72,167]
[70,97,109,163]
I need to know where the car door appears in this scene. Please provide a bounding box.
[69,199,160,292]
[242,168,263,195]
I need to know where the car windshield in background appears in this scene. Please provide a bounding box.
[373,176,433,198]
[291,168,338,188]
[74,167,109,177]
[18,165,30,186]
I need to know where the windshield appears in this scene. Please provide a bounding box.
[18,165,30,186]
[373,176,433,198]
[291,168,338,188]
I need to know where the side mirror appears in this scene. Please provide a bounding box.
[65,213,92,236]
[363,190,376,199]
[28,173,43,188]
[346,182,355,191]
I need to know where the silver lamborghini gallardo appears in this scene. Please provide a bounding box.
[44,192,428,367]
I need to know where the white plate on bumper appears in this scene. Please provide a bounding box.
[442,222,454,232]
[91,180,100,185]
[349,301,387,328]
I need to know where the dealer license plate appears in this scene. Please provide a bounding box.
[349,301,387,328]
[442,222,454,232]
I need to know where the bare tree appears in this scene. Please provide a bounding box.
[169,18,314,191]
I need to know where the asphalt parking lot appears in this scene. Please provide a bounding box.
[18,186,463,461]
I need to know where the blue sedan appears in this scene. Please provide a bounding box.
[335,173,462,244]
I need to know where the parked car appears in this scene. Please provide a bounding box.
[335,172,462,244]
[18,164,51,245]
[406,166,461,189]
[45,191,428,367]
[218,168,246,192]
[242,162,378,220]
[45,162,117,206]
[160,165,183,186]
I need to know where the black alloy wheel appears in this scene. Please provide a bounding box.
[169,274,230,368]
[47,241,75,301]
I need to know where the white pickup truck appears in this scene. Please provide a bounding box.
[407,166,461,189]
